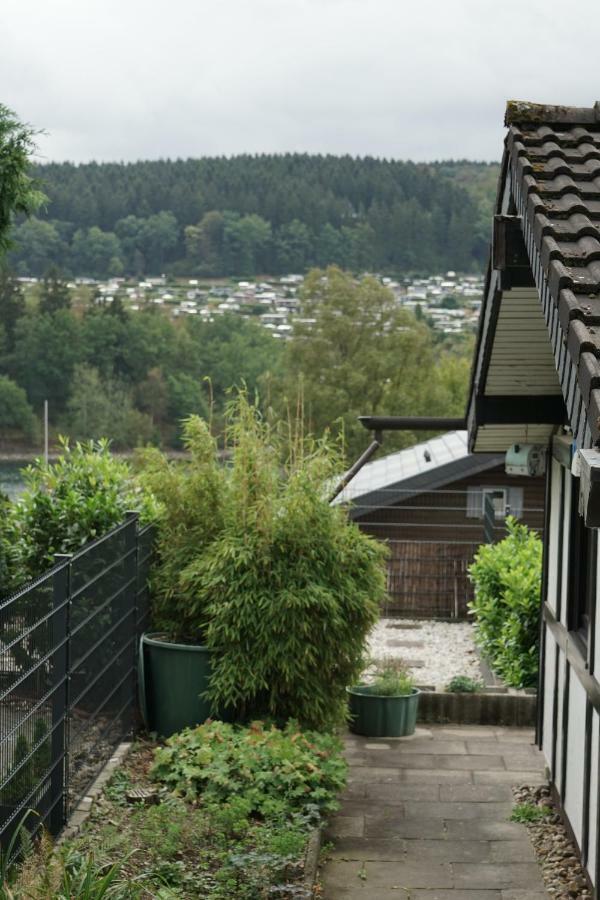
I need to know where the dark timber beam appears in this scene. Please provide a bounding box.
[493,215,536,288]
[475,394,567,425]
[358,416,465,432]
[493,215,530,270]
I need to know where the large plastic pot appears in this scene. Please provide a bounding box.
[347,685,420,737]
[139,633,213,737]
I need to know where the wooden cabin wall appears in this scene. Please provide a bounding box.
[354,464,545,617]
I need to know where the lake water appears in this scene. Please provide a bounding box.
[0,461,28,499]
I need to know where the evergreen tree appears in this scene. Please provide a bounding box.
[39,266,71,314]
[0,268,25,349]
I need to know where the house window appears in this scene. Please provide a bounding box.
[568,479,597,645]
[466,485,524,520]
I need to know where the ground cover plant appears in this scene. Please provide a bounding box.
[446,675,484,693]
[468,517,543,688]
[140,393,387,729]
[8,722,346,899]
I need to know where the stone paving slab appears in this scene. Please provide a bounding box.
[321,725,548,898]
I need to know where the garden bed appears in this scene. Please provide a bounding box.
[11,721,345,899]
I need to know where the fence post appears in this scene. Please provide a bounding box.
[125,512,139,733]
[50,555,71,836]
[483,493,496,544]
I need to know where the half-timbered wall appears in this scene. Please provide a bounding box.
[540,449,600,888]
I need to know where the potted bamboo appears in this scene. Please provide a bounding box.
[138,395,387,736]
[347,661,420,738]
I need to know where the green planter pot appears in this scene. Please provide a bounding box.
[347,685,420,738]
[139,632,213,738]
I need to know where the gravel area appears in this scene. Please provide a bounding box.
[514,783,591,898]
[365,617,483,689]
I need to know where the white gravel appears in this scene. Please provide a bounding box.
[364,618,483,690]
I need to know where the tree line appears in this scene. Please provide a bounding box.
[6,156,498,278]
[0,267,471,459]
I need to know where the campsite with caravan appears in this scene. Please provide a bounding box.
[1,1,600,897]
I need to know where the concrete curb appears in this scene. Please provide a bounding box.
[417,690,536,726]
[303,825,322,897]
[58,742,132,844]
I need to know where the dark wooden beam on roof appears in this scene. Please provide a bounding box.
[358,416,465,432]
[493,215,529,270]
[475,394,566,425]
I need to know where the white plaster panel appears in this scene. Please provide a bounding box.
[564,673,587,847]
[587,710,598,885]
[542,626,556,772]
[546,458,562,615]
[560,472,571,628]
[555,652,566,795]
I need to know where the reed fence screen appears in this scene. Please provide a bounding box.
[345,487,544,618]
[0,515,154,854]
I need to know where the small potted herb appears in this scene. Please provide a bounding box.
[347,660,420,737]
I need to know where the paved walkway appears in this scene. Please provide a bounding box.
[321,725,548,899]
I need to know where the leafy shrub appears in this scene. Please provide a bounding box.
[468,517,542,688]
[5,438,158,586]
[141,394,386,728]
[150,719,347,817]
[446,675,484,693]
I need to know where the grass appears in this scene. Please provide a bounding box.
[510,802,552,824]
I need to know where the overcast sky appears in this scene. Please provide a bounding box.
[2,0,599,164]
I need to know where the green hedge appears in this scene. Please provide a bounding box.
[468,517,542,688]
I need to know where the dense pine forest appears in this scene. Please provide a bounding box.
[7,157,499,277]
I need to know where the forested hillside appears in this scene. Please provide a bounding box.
[8,157,499,278]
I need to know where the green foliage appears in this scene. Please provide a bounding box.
[0,105,45,255]
[0,269,25,350]
[468,518,543,688]
[1,734,31,805]
[446,675,484,693]
[5,439,157,583]
[151,720,346,817]
[9,308,82,412]
[510,802,552,824]
[366,660,415,697]
[141,394,386,727]
[9,156,497,276]
[271,267,471,459]
[0,376,39,442]
[67,366,155,449]
[7,729,342,899]
[32,718,51,781]
[38,267,71,314]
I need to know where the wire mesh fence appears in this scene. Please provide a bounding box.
[0,515,155,855]
[343,485,545,617]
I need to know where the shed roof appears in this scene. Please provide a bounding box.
[335,431,503,516]
[469,100,600,451]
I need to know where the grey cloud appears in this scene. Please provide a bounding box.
[1,0,599,162]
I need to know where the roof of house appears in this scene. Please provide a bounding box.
[335,431,503,517]
[468,100,600,452]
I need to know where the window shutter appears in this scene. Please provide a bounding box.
[466,486,482,518]
[507,486,524,519]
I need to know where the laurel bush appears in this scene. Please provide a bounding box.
[468,517,542,688]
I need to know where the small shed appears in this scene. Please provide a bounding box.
[468,99,600,892]
[337,431,544,617]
